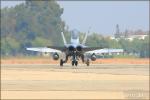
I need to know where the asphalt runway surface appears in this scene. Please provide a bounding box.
[1,64,149,99]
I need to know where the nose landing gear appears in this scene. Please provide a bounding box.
[72,60,78,66]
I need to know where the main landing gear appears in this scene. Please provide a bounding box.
[60,54,69,66]
[60,59,64,66]
[86,59,90,66]
[60,59,78,66]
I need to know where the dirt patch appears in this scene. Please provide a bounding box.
[1,58,149,64]
[92,58,149,64]
[1,64,149,99]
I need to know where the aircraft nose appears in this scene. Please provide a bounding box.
[71,29,79,39]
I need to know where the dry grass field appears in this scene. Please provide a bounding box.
[1,58,149,64]
[1,58,149,99]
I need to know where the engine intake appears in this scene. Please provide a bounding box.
[68,46,75,51]
[52,53,59,60]
[76,46,82,51]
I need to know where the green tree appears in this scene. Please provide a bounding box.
[1,1,65,56]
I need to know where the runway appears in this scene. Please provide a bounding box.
[1,64,149,99]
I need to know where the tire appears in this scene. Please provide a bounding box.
[87,62,89,66]
[60,59,63,66]
[75,61,78,66]
[86,59,90,66]
[72,61,74,66]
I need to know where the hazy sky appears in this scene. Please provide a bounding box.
[1,1,149,36]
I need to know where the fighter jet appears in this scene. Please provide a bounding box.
[26,29,113,66]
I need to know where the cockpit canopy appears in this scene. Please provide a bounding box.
[71,29,79,39]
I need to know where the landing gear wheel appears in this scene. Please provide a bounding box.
[86,59,90,66]
[60,59,63,66]
[75,61,78,66]
[72,61,75,66]
[87,62,89,66]
[72,61,78,66]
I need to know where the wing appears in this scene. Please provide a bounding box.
[46,46,66,51]
[82,47,104,52]
[26,47,62,53]
[85,48,124,54]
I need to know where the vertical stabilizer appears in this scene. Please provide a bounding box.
[82,27,91,45]
[61,32,67,45]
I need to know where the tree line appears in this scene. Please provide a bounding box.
[1,1,149,58]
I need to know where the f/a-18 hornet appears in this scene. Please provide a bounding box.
[27,29,104,66]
